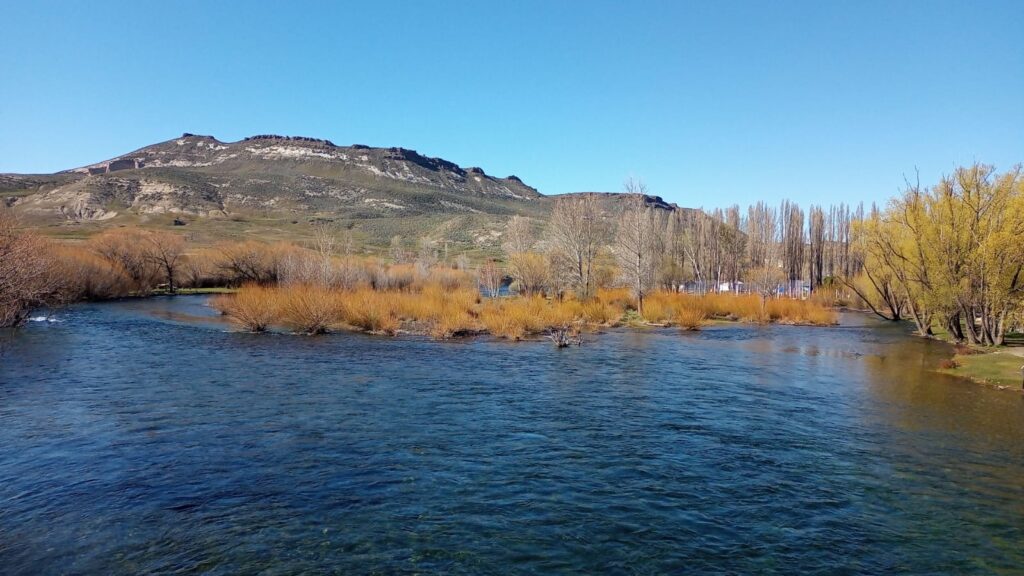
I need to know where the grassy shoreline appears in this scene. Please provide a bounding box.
[930,327,1024,390]
[938,349,1024,390]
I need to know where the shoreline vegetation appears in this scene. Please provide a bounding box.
[2,163,1020,372]
[939,351,1024,390]
[936,339,1024,390]
[850,164,1023,348]
[2,190,853,339]
[208,278,837,339]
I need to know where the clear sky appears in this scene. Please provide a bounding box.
[1,0,1021,208]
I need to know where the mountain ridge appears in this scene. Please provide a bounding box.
[2,133,687,249]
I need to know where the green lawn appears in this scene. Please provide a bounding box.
[940,351,1024,388]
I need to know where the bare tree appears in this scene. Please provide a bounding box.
[216,241,286,285]
[547,194,606,298]
[504,215,547,295]
[389,235,408,264]
[308,223,340,286]
[508,252,550,295]
[744,202,782,303]
[780,200,805,296]
[478,259,503,297]
[613,179,664,313]
[416,237,437,268]
[808,206,825,289]
[502,215,535,256]
[0,210,63,327]
[91,229,159,293]
[142,230,186,293]
[722,205,746,292]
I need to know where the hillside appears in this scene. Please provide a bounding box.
[2,134,687,250]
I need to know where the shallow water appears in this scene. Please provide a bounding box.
[1,297,1023,574]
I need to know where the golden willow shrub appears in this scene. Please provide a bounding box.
[640,292,708,330]
[210,285,281,332]
[641,291,835,327]
[276,285,340,335]
[338,290,401,334]
[215,282,622,339]
[211,282,837,339]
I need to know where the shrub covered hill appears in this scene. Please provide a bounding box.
[1,133,685,252]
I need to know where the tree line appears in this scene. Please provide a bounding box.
[848,163,1023,346]
[501,178,863,314]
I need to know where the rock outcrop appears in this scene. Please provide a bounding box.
[4,133,543,223]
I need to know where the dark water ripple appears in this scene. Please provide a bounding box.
[1,297,1023,574]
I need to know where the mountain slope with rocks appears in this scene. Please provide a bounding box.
[4,134,541,219]
[1,134,690,249]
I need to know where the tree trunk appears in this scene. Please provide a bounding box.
[946,313,964,342]
[959,304,980,345]
[903,294,932,337]
[993,309,1007,346]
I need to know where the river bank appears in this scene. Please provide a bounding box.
[939,347,1024,390]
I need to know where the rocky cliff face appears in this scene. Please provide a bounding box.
[4,133,541,222]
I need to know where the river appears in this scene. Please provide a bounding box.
[1,296,1022,574]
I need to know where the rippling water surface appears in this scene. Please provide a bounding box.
[1,297,1023,574]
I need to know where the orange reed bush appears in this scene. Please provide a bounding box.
[428,307,479,339]
[639,291,835,327]
[640,292,707,329]
[724,294,772,323]
[276,284,342,334]
[479,300,529,340]
[337,289,401,334]
[700,293,754,319]
[396,284,477,319]
[540,297,580,328]
[740,303,771,324]
[0,212,66,326]
[478,294,602,339]
[640,292,677,324]
[802,305,838,326]
[808,285,842,308]
[338,285,479,337]
[579,298,624,325]
[408,283,480,338]
[729,295,837,325]
[596,287,635,311]
[181,249,228,289]
[675,304,708,331]
[479,295,550,339]
[211,284,281,332]
[766,298,837,325]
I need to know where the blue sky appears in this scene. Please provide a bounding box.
[1,1,1021,208]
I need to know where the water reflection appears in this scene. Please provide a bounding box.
[0,298,1022,574]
